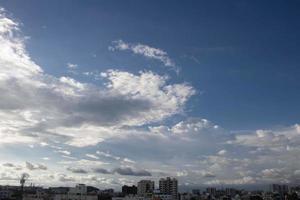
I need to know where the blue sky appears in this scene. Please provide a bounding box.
[3,0,300,130]
[0,0,300,189]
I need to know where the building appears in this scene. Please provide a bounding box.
[192,189,200,195]
[69,184,87,195]
[53,184,97,200]
[122,185,137,196]
[0,189,13,200]
[159,177,178,200]
[99,188,114,195]
[154,194,173,200]
[98,189,115,200]
[206,188,217,196]
[153,189,172,200]
[270,184,289,200]
[112,196,152,200]
[137,180,154,197]
[49,187,69,194]
[271,184,289,193]
[225,188,237,197]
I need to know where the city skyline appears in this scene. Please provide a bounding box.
[0,0,300,190]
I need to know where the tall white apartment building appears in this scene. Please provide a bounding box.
[159,177,178,200]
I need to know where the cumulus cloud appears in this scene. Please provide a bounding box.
[0,9,195,149]
[109,40,178,72]
[0,20,194,147]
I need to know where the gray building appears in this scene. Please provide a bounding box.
[137,180,154,197]
[159,177,178,200]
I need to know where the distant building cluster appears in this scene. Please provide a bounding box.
[0,184,99,200]
[178,184,299,200]
[114,177,178,200]
[0,180,299,200]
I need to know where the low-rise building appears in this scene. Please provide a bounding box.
[122,185,137,196]
[53,184,97,200]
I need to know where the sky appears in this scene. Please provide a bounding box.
[0,0,300,190]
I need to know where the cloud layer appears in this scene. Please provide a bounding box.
[0,8,195,148]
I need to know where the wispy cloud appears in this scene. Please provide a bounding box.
[96,151,121,161]
[109,40,178,72]
[56,150,71,155]
[86,154,99,160]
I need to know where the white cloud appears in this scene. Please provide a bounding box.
[217,149,227,156]
[123,158,135,164]
[58,159,108,168]
[40,142,49,147]
[0,9,195,148]
[56,150,71,155]
[96,151,121,160]
[86,154,99,160]
[109,40,178,72]
[67,63,78,69]
[57,174,76,182]
[204,176,256,185]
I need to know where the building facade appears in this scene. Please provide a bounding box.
[53,184,97,200]
[122,185,137,196]
[137,180,154,197]
[159,177,178,200]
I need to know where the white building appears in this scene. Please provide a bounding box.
[159,177,178,200]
